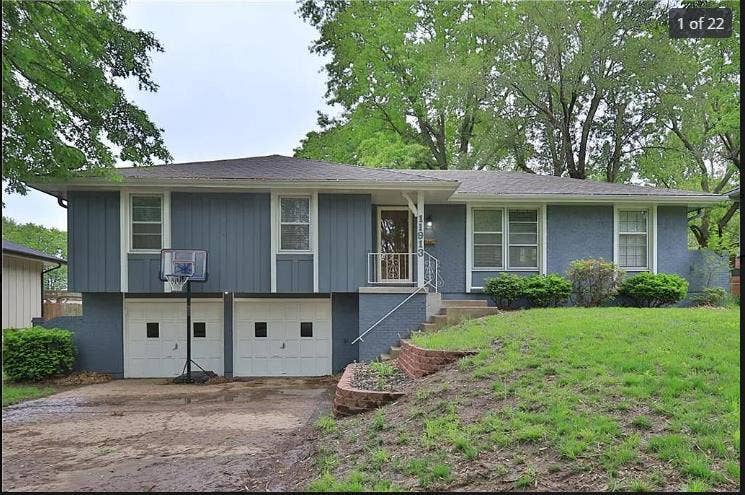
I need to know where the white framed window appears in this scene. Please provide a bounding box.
[616,209,649,269]
[469,207,541,272]
[131,195,163,251]
[508,209,538,269]
[279,196,311,252]
[472,209,503,268]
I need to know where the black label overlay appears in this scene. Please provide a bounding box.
[669,8,732,38]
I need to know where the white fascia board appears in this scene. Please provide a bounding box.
[31,178,459,196]
[450,193,726,206]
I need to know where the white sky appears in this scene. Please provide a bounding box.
[2,0,330,231]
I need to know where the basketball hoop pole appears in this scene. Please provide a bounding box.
[186,279,192,381]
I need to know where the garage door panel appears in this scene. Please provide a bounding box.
[234,299,332,377]
[125,300,224,378]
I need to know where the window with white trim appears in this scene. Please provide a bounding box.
[508,209,538,269]
[617,209,648,269]
[131,195,162,250]
[472,209,503,268]
[279,196,311,251]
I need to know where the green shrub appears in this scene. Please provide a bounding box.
[690,287,727,307]
[617,273,688,307]
[522,274,571,307]
[567,258,624,307]
[2,328,76,381]
[484,274,526,308]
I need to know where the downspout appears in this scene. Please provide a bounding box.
[41,262,63,319]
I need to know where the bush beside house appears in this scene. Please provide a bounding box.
[617,273,689,307]
[567,258,624,307]
[2,328,76,381]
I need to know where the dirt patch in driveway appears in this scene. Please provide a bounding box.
[2,377,336,492]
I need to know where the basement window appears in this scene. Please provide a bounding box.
[193,322,206,338]
[300,322,313,338]
[255,322,268,338]
[146,322,159,338]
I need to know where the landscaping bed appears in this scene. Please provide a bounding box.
[303,307,740,492]
[350,361,410,392]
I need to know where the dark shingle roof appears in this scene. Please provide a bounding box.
[406,170,720,198]
[2,240,66,264]
[116,155,452,183]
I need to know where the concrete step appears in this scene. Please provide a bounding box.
[389,346,401,359]
[419,322,438,332]
[379,353,392,361]
[440,299,488,308]
[440,307,502,319]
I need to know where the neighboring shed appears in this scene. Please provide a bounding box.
[2,240,66,329]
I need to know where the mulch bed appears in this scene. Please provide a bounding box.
[349,361,411,392]
[51,371,112,386]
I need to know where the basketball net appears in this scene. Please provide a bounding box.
[166,274,190,292]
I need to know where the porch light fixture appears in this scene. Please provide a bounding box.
[425,215,433,228]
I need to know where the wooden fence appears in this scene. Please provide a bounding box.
[42,291,83,319]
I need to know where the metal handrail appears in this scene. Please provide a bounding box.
[351,285,426,345]
[353,251,443,346]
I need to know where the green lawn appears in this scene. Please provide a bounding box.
[310,307,740,492]
[2,383,54,407]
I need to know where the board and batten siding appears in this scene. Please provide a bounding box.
[171,192,271,293]
[67,191,121,292]
[2,255,43,329]
[318,194,372,292]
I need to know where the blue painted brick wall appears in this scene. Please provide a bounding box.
[36,293,124,377]
[358,293,426,362]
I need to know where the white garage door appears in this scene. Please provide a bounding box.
[234,298,331,377]
[124,299,224,378]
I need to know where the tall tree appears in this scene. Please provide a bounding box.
[2,0,171,195]
[638,2,740,249]
[2,217,68,290]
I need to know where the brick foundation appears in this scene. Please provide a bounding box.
[397,339,477,378]
[333,363,406,417]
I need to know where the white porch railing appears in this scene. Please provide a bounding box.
[366,252,443,292]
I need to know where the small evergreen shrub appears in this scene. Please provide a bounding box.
[690,287,727,307]
[617,273,688,307]
[567,258,624,307]
[522,274,571,307]
[2,328,76,381]
[484,274,526,308]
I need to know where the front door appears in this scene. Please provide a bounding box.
[377,207,412,282]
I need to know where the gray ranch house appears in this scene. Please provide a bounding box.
[33,155,728,378]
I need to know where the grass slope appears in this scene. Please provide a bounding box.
[309,308,740,492]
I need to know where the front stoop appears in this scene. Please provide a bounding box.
[397,339,477,378]
[333,363,406,417]
[378,299,499,362]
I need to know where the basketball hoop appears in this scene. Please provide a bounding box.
[165,274,190,292]
[159,248,209,383]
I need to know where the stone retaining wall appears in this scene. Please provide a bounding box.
[397,339,477,378]
[333,363,405,417]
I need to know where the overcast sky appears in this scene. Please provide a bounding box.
[2,0,329,230]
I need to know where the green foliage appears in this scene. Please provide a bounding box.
[2,328,76,381]
[315,415,337,434]
[484,274,525,308]
[567,258,624,307]
[2,0,171,195]
[522,274,571,308]
[2,383,55,407]
[369,361,397,389]
[691,287,727,308]
[618,273,689,308]
[2,217,67,290]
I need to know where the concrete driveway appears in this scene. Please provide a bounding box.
[1,378,335,492]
